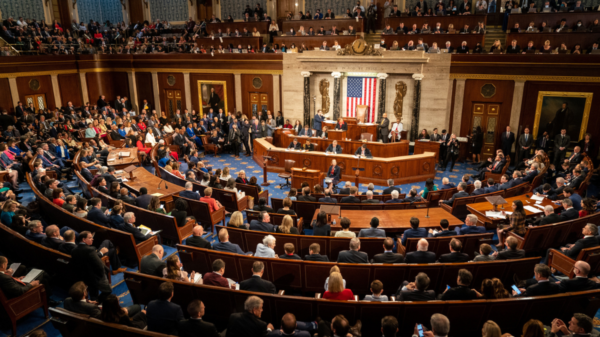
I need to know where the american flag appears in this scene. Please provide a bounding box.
[346,77,378,122]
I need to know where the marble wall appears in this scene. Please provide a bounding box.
[282,51,451,137]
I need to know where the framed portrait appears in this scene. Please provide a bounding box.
[533,91,592,143]
[198,80,227,117]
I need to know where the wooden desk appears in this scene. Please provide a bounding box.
[194,36,263,49]
[106,148,139,170]
[291,168,324,189]
[467,194,561,226]
[313,208,463,234]
[507,32,600,50]
[327,130,346,140]
[281,18,365,33]
[115,167,185,211]
[253,138,436,186]
[273,35,359,50]
[322,120,378,141]
[206,21,270,34]
[384,15,488,32]
[414,140,442,163]
[279,132,409,157]
[381,34,484,50]
[507,11,600,32]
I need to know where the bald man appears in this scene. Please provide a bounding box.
[557,261,600,292]
[140,245,166,277]
[186,225,212,249]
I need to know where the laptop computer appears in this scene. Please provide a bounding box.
[511,8,521,13]
[528,8,537,12]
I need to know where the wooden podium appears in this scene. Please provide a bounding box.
[327,130,347,141]
[291,168,324,190]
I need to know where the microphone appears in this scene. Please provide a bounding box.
[157,180,169,190]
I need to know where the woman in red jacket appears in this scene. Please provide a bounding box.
[323,272,354,301]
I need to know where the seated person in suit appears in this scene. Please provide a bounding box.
[337,237,369,263]
[386,190,404,204]
[383,179,401,195]
[302,139,314,151]
[403,188,423,203]
[459,214,487,235]
[179,182,201,200]
[318,188,337,203]
[226,296,274,336]
[440,177,456,190]
[213,228,249,254]
[140,245,166,277]
[361,190,382,204]
[145,281,184,335]
[558,261,600,293]
[364,280,389,302]
[354,144,372,158]
[491,236,525,260]
[249,211,276,232]
[401,217,427,245]
[255,235,277,258]
[428,219,457,237]
[340,186,360,203]
[298,125,313,137]
[64,281,102,318]
[297,186,317,202]
[178,299,222,337]
[304,243,329,261]
[513,264,560,297]
[396,272,436,301]
[0,255,44,300]
[121,212,154,244]
[335,217,356,238]
[497,174,512,191]
[279,243,302,260]
[186,225,212,249]
[373,237,404,263]
[358,217,386,237]
[472,243,494,262]
[523,162,539,183]
[203,259,234,288]
[483,178,499,193]
[239,261,276,294]
[557,223,598,259]
[438,238,470,263]
[326,159,342,187]
[533,205,562,227]
[470,180,487,196]
[339,181,352,195]
[441,269,478,300]
[439,182,469,206]
[287,138,302,150]
[549,313,594,337]
[405,239,437,263]
[558,198,579,221]
[534,183,556,200]
[335,118,348,131]
[326,141,343,154]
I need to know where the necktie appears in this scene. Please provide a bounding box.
[493,162,499,169]
[542,138,546,147]
[525,134,528,141]
[330,167,334,175]
[12,276,26,286]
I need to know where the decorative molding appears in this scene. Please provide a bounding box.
[331,72,342,78]
[0,68,282,78]
[412,74,424,81]
[450,73,600,83]
[376,73,389,80]
[301,71,312,77]
[373,165,383,177]
[390,166,399,177]
[302,158,312,168]
[120,0,126,9]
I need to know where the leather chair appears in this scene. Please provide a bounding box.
[0,285,48,337]
[360,133,373,141]
[356,105,368,123]
[278,159,295,189]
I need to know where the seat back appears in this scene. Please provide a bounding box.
[450,196,473,221]
[356,105,368,123]
[285,159,295,173]
[360,133,373,141]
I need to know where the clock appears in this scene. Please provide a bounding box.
[351,39,367,54]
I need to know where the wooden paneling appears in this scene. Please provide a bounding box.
[277,0,295,18]
[507,32,600,50]
[129,0,144,24]
[135,72,154,112]
[157,72,186,114]
[507,12,600,31]
[382,34,484,49]
[85,72,130,108]
[273,35,359,50]
[57,0,71,25]
[520,81,600,159]
[459,79,514,154]
[384,15,487,31]
[197,1,213,21]
[241,74,273,118]
[58,74,82,107]
[0,79,13,113]
[16,75,56,110]
[206,21,270,34]
[190,73,236,115]
[282,18,365,32]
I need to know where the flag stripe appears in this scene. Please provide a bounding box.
[346,77,377,121]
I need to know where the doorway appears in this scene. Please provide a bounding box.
[470,103,501,161]
[165,90,182,119]
[249,92,269,119]
[25,94,47,112]
[277,0,297,18]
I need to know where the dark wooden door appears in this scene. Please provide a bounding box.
[129,0,144,25]
[165,90,182,119]
[278,0,296,18]
[470,103,501,161]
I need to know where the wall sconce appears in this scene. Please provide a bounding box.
[120,0,127,9]
[143,0,149,8]
[72,0,77,8]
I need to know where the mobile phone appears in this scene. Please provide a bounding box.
[417,324,424,337]
[446,285,450,290]
[511,285,521,294]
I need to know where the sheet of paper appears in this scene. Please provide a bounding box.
[22,269,43,283]
[219,37,223,43]
[534,204,546,209]
[193,273,202,283]
[121,178,128,182]
[107,158,116,162]
[9,263,20,272]
[485,211,505,219]
[152,193,164,197]
[530,194,545,201]
[535,201,542,204]
[524,205,543,213]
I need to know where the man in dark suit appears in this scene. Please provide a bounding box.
[523,163,539,183]
[279,243,302,260]
[559,223,598,259]
[63,281,102,318]
[518,127,534,162]
[361,190,381,204]
[340,186,360,203]
[354,144,372,158]
[358,217,386,237]
[70,231,112,303]
[428,219,457,237]
[396,272,436,301]
[326,159,342,187]
[514,264,560,297]
[121,212,155,243]
[492,236,525,260]
[440,182,469,206]
[140,245,166,277]
[440,177,456,190]
[118,187,136,205]
[438,238,470,263]
[554,128,571,168]
[318,189,337,203]
[146,281,185,335]
[86,198,112,228]
[378,113,390,143]
[338,181,352,195]
[298,125,313,137]
[459,214,487,235]
[569,169,585,190]
[239,261,276,294]
[533,205,562,226]
[472,154,505,181]
[508,171,524,188]
[0,256,42,299]
[385,190,404,204]
[470,180,487,196]
[135,187,153,209]
[405,239,437,263]
[186,225,212,249]
[534,183,556,200]
[249,211,276,232]
[484,178,499,193]
[401,217,427,245]
[227,295,274,336]
[382,179,401,195]
[337,238,369,263]
[178,299,221,337]
[297,187,317,202]
[213,228,248,254]
[288,138,302,150]
[559,198,579,221]
[373,237,404,263]
[501,126,515,157]
[558,261,600,293]
[179,182,201,200]
[325,140,343,154]
[304,243,329,262]
[536,131,551,154]
[441,269,478,300]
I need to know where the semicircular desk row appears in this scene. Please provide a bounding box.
[253,138,437,185]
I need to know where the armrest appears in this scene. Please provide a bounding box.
[396,238,406,256]
[314,293,321,299]
[297,217,304,234]
[278,290,285,296]
[440,203,452,212]
[506,232,525,249]
[548,248,577,278]
[211,206,226,228]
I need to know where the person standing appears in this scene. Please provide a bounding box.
[228,123,241,158]
[500,126,515,159]
[366,1,378,34]
[378,113,390,143]
[518,127,533,163]
[554,128,571,168]
[441,134,460,172]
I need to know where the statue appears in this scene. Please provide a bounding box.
[393,81,407,121]
[319,79,330,114]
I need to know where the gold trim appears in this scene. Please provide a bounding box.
[0,68,282,78]
[450,73,600,83]
[452,61,600,66]
[0,69,78,78]
[198,80,228,117]
[533,91,593,141]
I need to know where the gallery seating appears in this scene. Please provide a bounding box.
[172,195,226,232]
[1,283,48,337]
[548,246,600,279]
[400,232,494,259]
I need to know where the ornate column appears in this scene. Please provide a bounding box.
[331,72,342,120]
[509,80,527,151]
[78,72,89,105]
[151,72,161,113]
[301,71,312,126]
[410,74,424,141]
[8,77,19,108]
[51,74,62,108]
[234,73,242,113]
[127,71,139,111]
[376,73,388,123]
[452,78,466,135]
[272,74,281,113]
[183,72,192,112]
